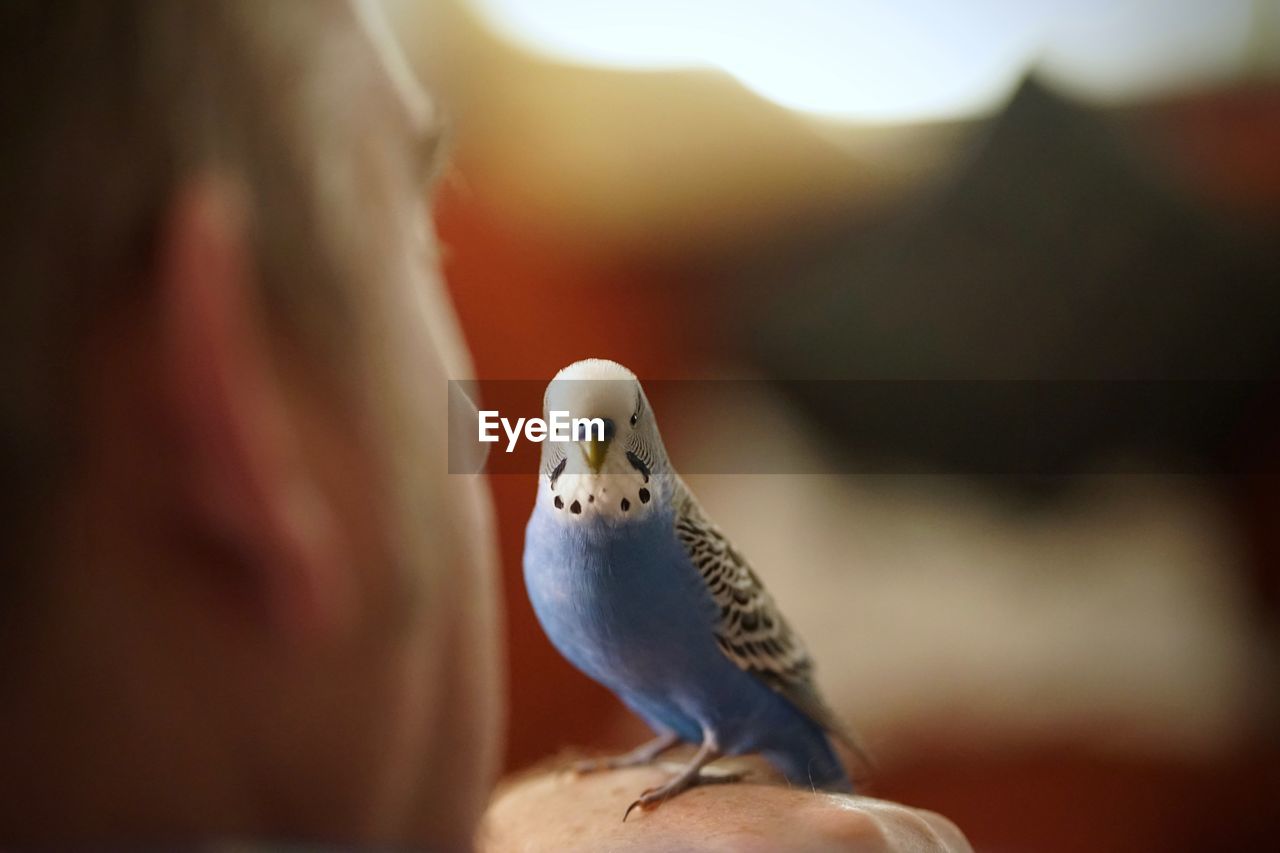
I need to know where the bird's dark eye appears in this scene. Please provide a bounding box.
[630,413,638,426]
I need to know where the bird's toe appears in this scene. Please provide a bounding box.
[570,757,605,775]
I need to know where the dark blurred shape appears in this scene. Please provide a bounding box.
[742,79,1280,490]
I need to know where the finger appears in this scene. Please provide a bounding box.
[916,809,973,853]
[823,795,973,853]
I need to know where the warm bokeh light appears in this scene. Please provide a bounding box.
[469,0,1264,122]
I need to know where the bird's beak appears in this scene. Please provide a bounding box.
[580,438,611,474]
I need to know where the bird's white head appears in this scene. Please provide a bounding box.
[538,358,669,522]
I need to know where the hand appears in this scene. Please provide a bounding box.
[478,753,972,852]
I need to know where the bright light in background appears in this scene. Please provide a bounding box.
[1039,0,1256,100]
[469,0,1261,123]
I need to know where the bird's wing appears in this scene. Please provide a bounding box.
[671,479,869,765]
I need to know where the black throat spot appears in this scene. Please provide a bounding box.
[625,451,651,483]
[548,457,567,489]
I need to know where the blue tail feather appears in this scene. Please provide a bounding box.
[762,732,852,792]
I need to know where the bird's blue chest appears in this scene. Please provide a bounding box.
[523,504,717,692]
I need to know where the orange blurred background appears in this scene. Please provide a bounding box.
[392,2,1280,850]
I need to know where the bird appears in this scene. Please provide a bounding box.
[523,358,865,820]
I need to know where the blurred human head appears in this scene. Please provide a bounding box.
[0,0,500,846]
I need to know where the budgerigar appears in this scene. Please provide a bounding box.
[523,358,863,819]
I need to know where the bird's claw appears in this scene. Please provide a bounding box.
[572,756,647,775]
[621,771,748,821]
[622,789,664,822]
[574,734,681,777]
[570,757,606,775]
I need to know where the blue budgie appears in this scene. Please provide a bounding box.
[523,358,865,819]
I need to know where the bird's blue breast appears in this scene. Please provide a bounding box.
[524,502,718,700]
[524,491,852,790]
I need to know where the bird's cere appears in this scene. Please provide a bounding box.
[478,410,605,453]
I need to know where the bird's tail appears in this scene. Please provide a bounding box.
[763,732,854,793]
[770,676,875,783]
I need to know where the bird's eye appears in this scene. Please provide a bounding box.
[630,413,638,426]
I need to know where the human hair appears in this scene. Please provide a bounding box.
[0,0,412,585]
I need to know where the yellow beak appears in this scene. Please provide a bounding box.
[581,438,611,474]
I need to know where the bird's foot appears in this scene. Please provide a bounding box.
[622,766,747,821]
[572,732,680,775]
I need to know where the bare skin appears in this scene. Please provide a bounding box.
[482,752,972,853]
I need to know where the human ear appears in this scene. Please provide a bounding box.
[156,178,351,639]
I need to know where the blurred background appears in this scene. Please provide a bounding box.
[388,2,1280,850]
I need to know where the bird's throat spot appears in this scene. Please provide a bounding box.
[544,472,651,520]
